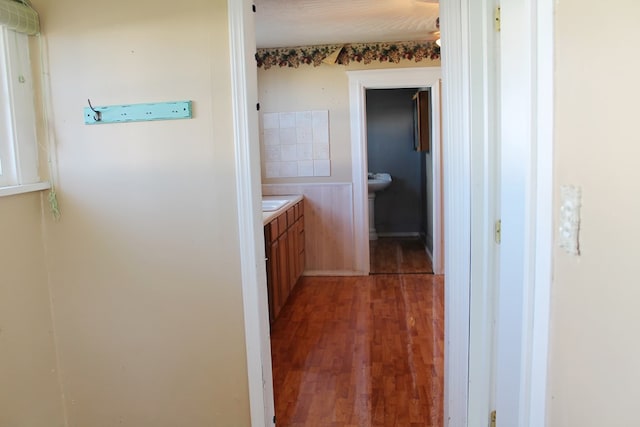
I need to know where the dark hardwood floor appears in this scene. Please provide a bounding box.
[270,274,444,426]
[370,237,433,274]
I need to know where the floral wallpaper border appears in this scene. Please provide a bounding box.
[256,41,440,70]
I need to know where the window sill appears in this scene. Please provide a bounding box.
[0,182,51,198]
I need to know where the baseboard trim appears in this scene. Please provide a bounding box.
[376,232,421,238]
[425,246,434,264]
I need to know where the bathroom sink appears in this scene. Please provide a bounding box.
[367,173,392,193]
[261,199,289,212]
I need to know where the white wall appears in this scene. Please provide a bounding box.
[0,192,66,427]
[548,1,640,425]
[31,0,252,424]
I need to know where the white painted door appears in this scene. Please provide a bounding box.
[439,0,504,423]
[466,0,502,424]
[494,0,554,425]
[228,1,276,425]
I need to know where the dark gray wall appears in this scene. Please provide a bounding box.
[366,88,427,236]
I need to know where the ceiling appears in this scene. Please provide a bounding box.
[254,0,440,48]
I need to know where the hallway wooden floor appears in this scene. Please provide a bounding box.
[270,275,444,426]
[370,238,433,274]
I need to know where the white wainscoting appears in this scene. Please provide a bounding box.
[262,183,360,275]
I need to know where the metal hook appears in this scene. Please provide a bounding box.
[87,99,102,122]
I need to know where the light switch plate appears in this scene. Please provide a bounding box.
[559,185,581,255]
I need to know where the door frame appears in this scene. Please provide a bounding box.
[441,0,554,424]
[228,2,275,425]
[228,0,554,425]
[495,0,555,425]
[347,67,443,276]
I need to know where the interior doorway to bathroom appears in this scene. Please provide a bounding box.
[347,67,443,276]
[366,87,435,274]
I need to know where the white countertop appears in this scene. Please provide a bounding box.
[262,195,304,225]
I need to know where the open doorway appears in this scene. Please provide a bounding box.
[259,66,446,425]
[366,87,435,274]
[231,0,554,424]
[348,68,443,276]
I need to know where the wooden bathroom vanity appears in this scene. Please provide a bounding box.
[263,196,305,324]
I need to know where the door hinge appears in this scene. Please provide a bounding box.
[252,4,256,12]
[495,220,501,244]
[490,410,497,427]
[272,415,276,424]
[494,6,501,32]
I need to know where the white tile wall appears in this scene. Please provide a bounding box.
[263,113,279,129]
[264,145,280,162]
[280,144,297,161]
[280,162,298,177]
[297,160,314,177]
[279,112,296,128]
[261,110,331,178]
[263,128,280,146]
[313,143,330,160]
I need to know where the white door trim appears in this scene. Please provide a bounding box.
[466,0,502,424]
[347,67,443,276]
[528,0,554,423]
[439,0,472,425]
[228,1,275,425]
[431,80,444,276]
[495,0,554,425]
[442,0,554,424]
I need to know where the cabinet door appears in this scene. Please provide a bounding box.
[414,89,431,152]
[288,221,298,293]
[277,230,289,314]
[264,201,305,324]
[286,207,295,229]
[269,238,280,323]
[297,218,305,279]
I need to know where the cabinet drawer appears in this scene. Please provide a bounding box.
[273,215,287,239]
[264,220,273,243]
[266,219,279,241]
[298,225,305,254]
[264,219,278,244]
[293,202,300,220]
[286,207,295,228]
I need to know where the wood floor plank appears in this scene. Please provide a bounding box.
[370,237,434,274]
[271,274,444,426]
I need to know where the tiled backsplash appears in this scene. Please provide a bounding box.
[261,110,331,178]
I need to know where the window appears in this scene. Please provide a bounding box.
[0,26,40,190]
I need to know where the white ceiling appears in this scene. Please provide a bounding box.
[254,0,440,48]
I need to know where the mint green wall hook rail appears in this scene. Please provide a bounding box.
[84,100,192,125]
